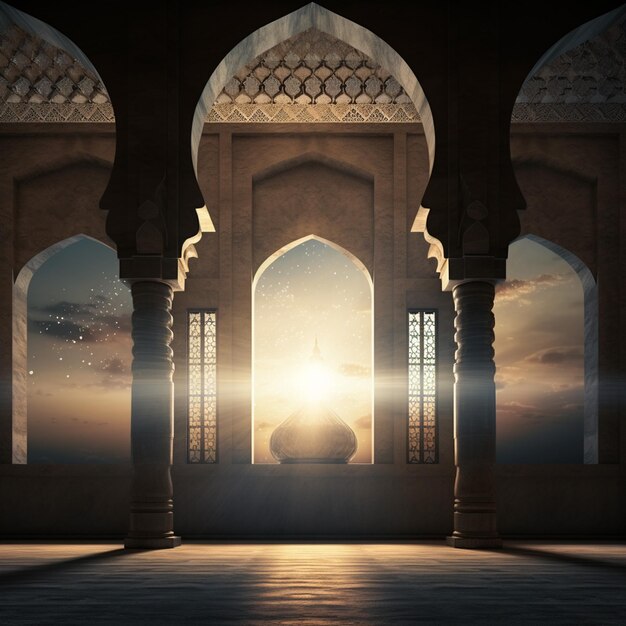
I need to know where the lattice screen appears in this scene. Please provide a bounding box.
[408,310,437,463]
[188,310,217,463]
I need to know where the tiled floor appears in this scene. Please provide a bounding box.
[0,541,625,624]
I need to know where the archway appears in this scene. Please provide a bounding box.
[16,235,131,463]
[252,235,373,464]
[1,1,117,463]
[494,235,597,464]
[191,2,435,232]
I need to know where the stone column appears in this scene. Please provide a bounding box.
[124,281,181,549]
[447,281,501,548]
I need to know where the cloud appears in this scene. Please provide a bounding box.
[498,379,585,424]
[498,400,538,412]
[494,365,527,388]
[101,357,127,375]
[497,400,542,422]
[28,319,98,342]
[561,403,583,412]
[35,300,98,316]
[550,382,584,392]
[353,414,371,429]
[95,376,131,390]
[28,308,130,343]
[495,273,568,303]
[526,346,583,365]
[255,421,275,431]
[495,376,508,390]
[95,357,131,389]
[338,363,371,378]
[97,314,132,335]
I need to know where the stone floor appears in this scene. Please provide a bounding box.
[0,541,625,624]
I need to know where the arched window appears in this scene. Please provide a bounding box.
[252,236,373,464]
[20,236,131,463]
[494,235,597,463]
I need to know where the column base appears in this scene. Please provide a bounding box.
[446,535,502,549]
[124,536,182,550]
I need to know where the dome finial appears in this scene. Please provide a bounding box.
[270,336,358,464]
[311,336,322,362]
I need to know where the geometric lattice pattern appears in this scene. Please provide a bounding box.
[188,310,217,463]
[3,17,626,124]
[209,27,419,124]
[214,29,413,107]
[0,25,109,105]
[512,14,626,122]
[0,102,114,122]
[511,102,626,122]
[515,16,626,106]
[408,310,437,464]
[207,102,418,123]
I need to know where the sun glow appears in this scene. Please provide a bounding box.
[300,340,332,404]
[253,237,373,464]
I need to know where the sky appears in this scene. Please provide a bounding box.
[26,235,585,465]
[494,238,584,463]
[253,238,373,464]
[27,238,132,463]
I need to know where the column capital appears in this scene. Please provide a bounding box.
[412,207,508,291]
[440,257,506,292]
[118,233,200,292]
[119,257,187,292]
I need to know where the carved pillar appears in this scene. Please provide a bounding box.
[124,281,181,549]
[447,281,501,549]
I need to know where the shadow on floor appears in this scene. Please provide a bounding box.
[0,548,131,585]
[502,545,626,574]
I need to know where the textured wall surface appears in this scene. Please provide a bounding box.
[0,122,623,537]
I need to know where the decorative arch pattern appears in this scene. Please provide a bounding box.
[0,0,114,122]
[192,2,434,171]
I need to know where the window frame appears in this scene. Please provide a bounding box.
[187,308,218,464]
[407,308,439,464]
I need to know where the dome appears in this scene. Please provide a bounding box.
[270,402,358,464]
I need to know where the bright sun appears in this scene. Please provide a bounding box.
[253,238,373,464]
[299,340,332,404]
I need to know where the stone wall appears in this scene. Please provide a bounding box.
[0,122,623,537]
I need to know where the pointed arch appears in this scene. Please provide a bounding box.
[253,234,373,292]
[495,234,598,464]
[13,235,130,464]
[252,234,374,464]
[511,5,626,124]
[521,234,598,464]
[191,2,434,175]
[12,235,108,462]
